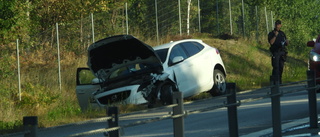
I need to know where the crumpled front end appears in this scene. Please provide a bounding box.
[85,35,168,105]
[93,85,146,106]
[92,72,170,107]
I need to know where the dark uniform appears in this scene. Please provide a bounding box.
[268,29,287,84]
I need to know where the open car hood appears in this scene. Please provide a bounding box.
[87,35,163,81]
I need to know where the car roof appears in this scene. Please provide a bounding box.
[153,39,203,50]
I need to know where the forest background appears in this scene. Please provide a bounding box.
[1,0,319,134]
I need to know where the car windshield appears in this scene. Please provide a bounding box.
[154,48,168,63]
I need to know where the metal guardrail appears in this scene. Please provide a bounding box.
[225,83,240,137]
[18,92,187,137]
[267,70,319,137]
[68,92,187,137]
[23,116,38,137]
[11,70,320,137]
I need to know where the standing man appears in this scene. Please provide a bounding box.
[268,20,289,84]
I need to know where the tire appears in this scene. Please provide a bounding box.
[209,69,226,96]
[158,81,177,105]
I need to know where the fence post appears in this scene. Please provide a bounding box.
[178,0,182,36]
[270,75,282,137]
[91,13,95,43]
[265,7,269,34]
[228,0,232,35]
[241,0,245,37]
[107,107,119,137]
[226,83,239,137]
[155,0,159,45]
[16,39,22,101]
[216,0,220,34]
[307,70,318,128]
[125,2,129,35]
[197,0,201,33]
[56,23,62,93]
[172,92,184,137]
[23,116,38,137]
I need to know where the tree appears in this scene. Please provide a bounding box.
[0,0,16,45]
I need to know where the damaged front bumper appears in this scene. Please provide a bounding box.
[93,85,147,106]
[92,72,170,107]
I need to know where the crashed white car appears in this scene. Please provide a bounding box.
[76,35,226,111]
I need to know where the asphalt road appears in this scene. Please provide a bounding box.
[121,88,317,137]
[5,84,319,137]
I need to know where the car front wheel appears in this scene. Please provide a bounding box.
[209,69,226,96]
[159,81,177,105]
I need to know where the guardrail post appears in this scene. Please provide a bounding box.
[107,107,119,137]
[270,75,282,137]
[172,91,184,137]
[307,70,318,128]
[23,116,38,137]
[226,83,239,137]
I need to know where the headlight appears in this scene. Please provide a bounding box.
[310,51,320,62]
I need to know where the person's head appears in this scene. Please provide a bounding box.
[275,20,282,31]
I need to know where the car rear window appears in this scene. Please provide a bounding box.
[180,42,204,57]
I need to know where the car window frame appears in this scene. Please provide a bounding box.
[154,48,168,63]
[180,42,204,57]
[168,44,188,66]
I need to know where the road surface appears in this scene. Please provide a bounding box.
[4,84,319,137]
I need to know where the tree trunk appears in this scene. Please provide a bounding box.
[187,0,191,35]
[80,13,83,50]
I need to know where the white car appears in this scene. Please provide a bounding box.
[153,39,227,97]
[76,35,226,111]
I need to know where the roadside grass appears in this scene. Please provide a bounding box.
[0,34,308,134]
[202,37,271,90]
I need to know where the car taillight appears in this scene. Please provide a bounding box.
[215,49,220,54]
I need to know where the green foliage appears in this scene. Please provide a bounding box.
[0,0,16,44]
[1,0,319,51]
[268,0,318,55]
[0,0,16,30]
[46,101,81,121]
[0,120,22,134]
[198,0,319,55]
[15,83,60,108]
[0,54,16,79]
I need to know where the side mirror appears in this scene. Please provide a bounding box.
[171,56,184,65]
[91,78,102,84]
[307,41,315,47]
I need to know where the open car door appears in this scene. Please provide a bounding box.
[76,68,100,111]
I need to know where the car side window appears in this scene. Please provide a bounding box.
[169,44,188,66]
[180,42,203,57]
[192,42,205,50]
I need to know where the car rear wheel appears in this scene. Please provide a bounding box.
[209,69,226,96]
